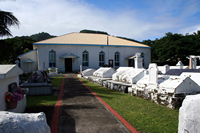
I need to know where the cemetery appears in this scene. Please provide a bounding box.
[20,70,53,95]
[79,54,200,109]
[1,52,200,132]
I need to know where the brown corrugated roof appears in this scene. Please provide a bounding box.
[34,32,150,48]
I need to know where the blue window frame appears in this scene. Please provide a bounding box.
[115,51,120,67]
[49,49,56,67]
[82,50,89,66]
[99,51,105,66]
[141,52,145,67]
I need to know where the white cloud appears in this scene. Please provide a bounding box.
[1,0,200,41]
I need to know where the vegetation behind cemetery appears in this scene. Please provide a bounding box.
[1,30,200,66]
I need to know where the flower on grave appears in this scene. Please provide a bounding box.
[5,92,11,102]
[31,75,40,81]
[17,86,28,94]
[5,92,23,102]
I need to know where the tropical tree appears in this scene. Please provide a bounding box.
[0,10,19,37]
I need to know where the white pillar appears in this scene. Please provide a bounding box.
[163,65,170,74]
[192,58,197,69]
[148,63,158,85]
[134,53,143,68]
[80,65,82,73]
[176,61,184,69]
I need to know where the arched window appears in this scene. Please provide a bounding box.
[115,51,120,67]
[141,52,145,67]
[49,49,56,67]
[99,51,105,66]
[82,50,89,66]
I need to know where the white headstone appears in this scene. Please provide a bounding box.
[148,63,158,85]
[163,65,170,73]
[134,53,143,69]
[176,61,183,69]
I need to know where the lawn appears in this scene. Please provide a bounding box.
[24,75,63,126]
[78,77,179,133]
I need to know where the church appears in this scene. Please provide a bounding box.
[17,32,151,73]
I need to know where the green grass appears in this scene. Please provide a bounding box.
[51,75,64,87]
[79,77,179,133]
[26,95,59,108]
[25,75,63,126]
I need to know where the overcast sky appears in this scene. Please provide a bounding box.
[1,0,200,41]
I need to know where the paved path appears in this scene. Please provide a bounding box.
[59,73,130,133]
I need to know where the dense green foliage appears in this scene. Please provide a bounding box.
[30,32,56,42]
[80,29,108,35]
[116,36,141,43]
[0,32,56,64]
[1,29,200,65]
[0,36,34,64]
[79,77,179,133]
[143,31,200,65]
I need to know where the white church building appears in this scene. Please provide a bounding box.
[17,33,151,73]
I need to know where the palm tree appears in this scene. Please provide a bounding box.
[0,10,19,37]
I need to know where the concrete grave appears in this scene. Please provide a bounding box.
[132,63,200,108]
[0,65,23,111]
[0,111,50,133]
[112,67,145,84]
[179,94,200,133]
[180,72,200,86]
[105,67,146,92]
[20,70,52,95]
[157,65,170,74]
[85,67,115,86]
[93,67,115,78]
[81,68,96,76]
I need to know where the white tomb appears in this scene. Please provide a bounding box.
[0,65,24,111]
[0,111,50,133]
[180,72,200,86]
[157,65,170,74]
[93,67,115,78]
[132,63,200,108]
[81,68,96,76]
[112,67,146,84]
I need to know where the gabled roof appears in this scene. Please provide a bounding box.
[33,33,150,48]
[0,65,23,79]
[23,59,35,63]
[59,53,80,59]
[17,49,37,58]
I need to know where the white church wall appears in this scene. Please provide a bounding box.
[36,44,151,71]
[19,50,38,73]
